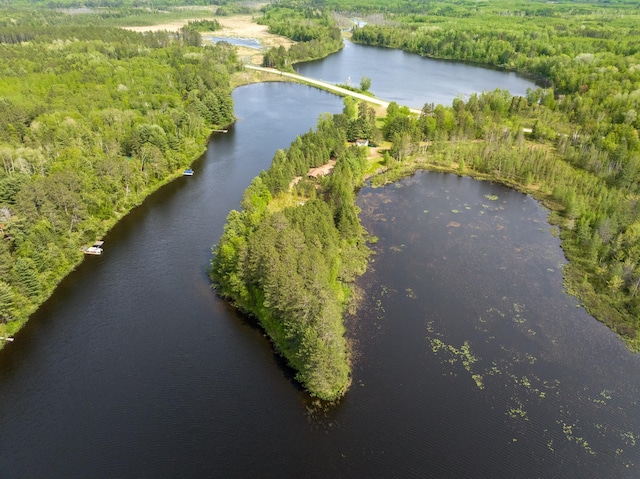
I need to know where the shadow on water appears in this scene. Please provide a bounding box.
[219,298,308,394]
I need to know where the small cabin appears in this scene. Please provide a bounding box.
[355,139,369,147]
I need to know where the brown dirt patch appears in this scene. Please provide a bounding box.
[368,147,383,159]
[214,15,293,65]
[121,16,215,33]
[122,14,293,66]
[307,160,336,178]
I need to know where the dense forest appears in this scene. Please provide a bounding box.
[259,3,344,69]
[0,4,238,340]
[210,111,373,401]
[341,0,640,350]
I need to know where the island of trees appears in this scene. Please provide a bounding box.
[2,0,640,399]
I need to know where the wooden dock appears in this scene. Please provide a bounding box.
[83,241,104,255]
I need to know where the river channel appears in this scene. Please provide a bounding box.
[0,43,638,478]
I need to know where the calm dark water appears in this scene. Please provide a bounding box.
[355,174,640,477]
[0,59,638,478]
[297,40,539,108]
[0,84,346,478]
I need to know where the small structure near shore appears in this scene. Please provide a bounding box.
[83,241,104,255]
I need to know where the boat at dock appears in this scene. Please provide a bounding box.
[183,169,194,176]
[83,241,104,255]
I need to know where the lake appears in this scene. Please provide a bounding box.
[296,40,539,108]
[0,39,638,478]
[354,173,640,477]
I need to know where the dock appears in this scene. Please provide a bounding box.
[83,241,104,255]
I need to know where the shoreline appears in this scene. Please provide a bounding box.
[362,153,639,353]
[0,137,221,347]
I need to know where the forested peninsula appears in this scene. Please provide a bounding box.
[210,112,373,401]
[3,0,640,400]
[0,2,237,341]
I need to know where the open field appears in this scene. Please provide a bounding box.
[122,14,293,65]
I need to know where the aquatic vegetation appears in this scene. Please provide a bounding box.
[379,284,396,297]
[471,374,484,390]
[425,301,639,461]
[557,420,596,456]
[591,390,612,406]
[507,402,528,421]
[620,431,638,447]
[428,338,480,383]
[486,307,505,318]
